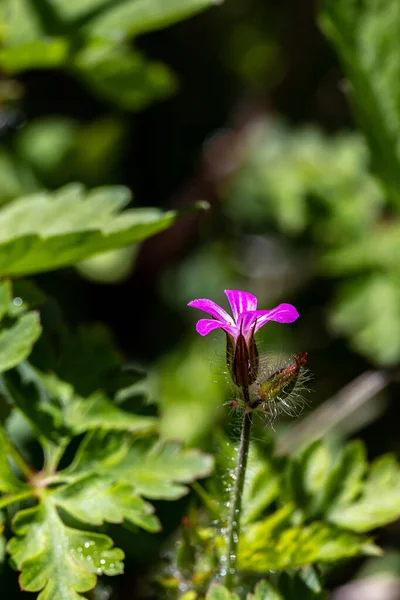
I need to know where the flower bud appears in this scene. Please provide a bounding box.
[227,327,259,390]
[249,352,309,416]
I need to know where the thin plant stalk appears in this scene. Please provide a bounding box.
[1,427,35,479]
[224,395,252,589]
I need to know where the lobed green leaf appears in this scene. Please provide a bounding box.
[285,440,400,533]
[0,280,41,373]
[0,184,186,277]
[329,274,400,366]
[53,474,160,532]
[8,499,124,600]
[65,393,157,435]
[320,0,400,204]
[206,585,240,600]
[239,506,379,572]
[110,438,214,500]
[83,0,220,41]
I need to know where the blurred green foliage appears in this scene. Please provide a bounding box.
[0,0,216,109]
[320,0,400,205]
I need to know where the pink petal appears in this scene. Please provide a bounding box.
[195,319,239,338]
[224,290,258,322]
[240,304,299,335]
[188,298,233,324]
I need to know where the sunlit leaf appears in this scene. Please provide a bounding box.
[0,184,196,277]
[83,0,220,40]
[239,506,379,572]
[0,39,69,72]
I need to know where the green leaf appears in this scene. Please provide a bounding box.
[318,440,367,516]
[1,369,68,443]
[74,42,176,110]
[329,274,400,366]
[0,427,30,494]
[0,39,69,73]
[206,578,327,600]
[4,365,156,446]
[61,432,212,531]
[247,580,283,600]
[284,440,367,520]
[65,393,157,434]
[239,507,380,572]
[0,313,42,372]
[319,0,400,204]
[111,438,214,499]
[0,183,190,277]
[84,0,219,41]
[285,439,400,533]
[53,474,160,532]
[206,585,240,600]
[329,454,400,532]
[0,280,11,322]
[0,280,41,373]
[283,442,332,519]
[0,0,45,45]
[64,430,132,477]
[8,499,124,600]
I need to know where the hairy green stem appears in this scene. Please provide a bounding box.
[224,398,252,589]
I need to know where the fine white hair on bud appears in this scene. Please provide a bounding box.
[229,352,312,422]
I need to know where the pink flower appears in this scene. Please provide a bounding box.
[188,290,299,342]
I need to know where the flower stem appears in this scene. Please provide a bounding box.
[224,400,252,589]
